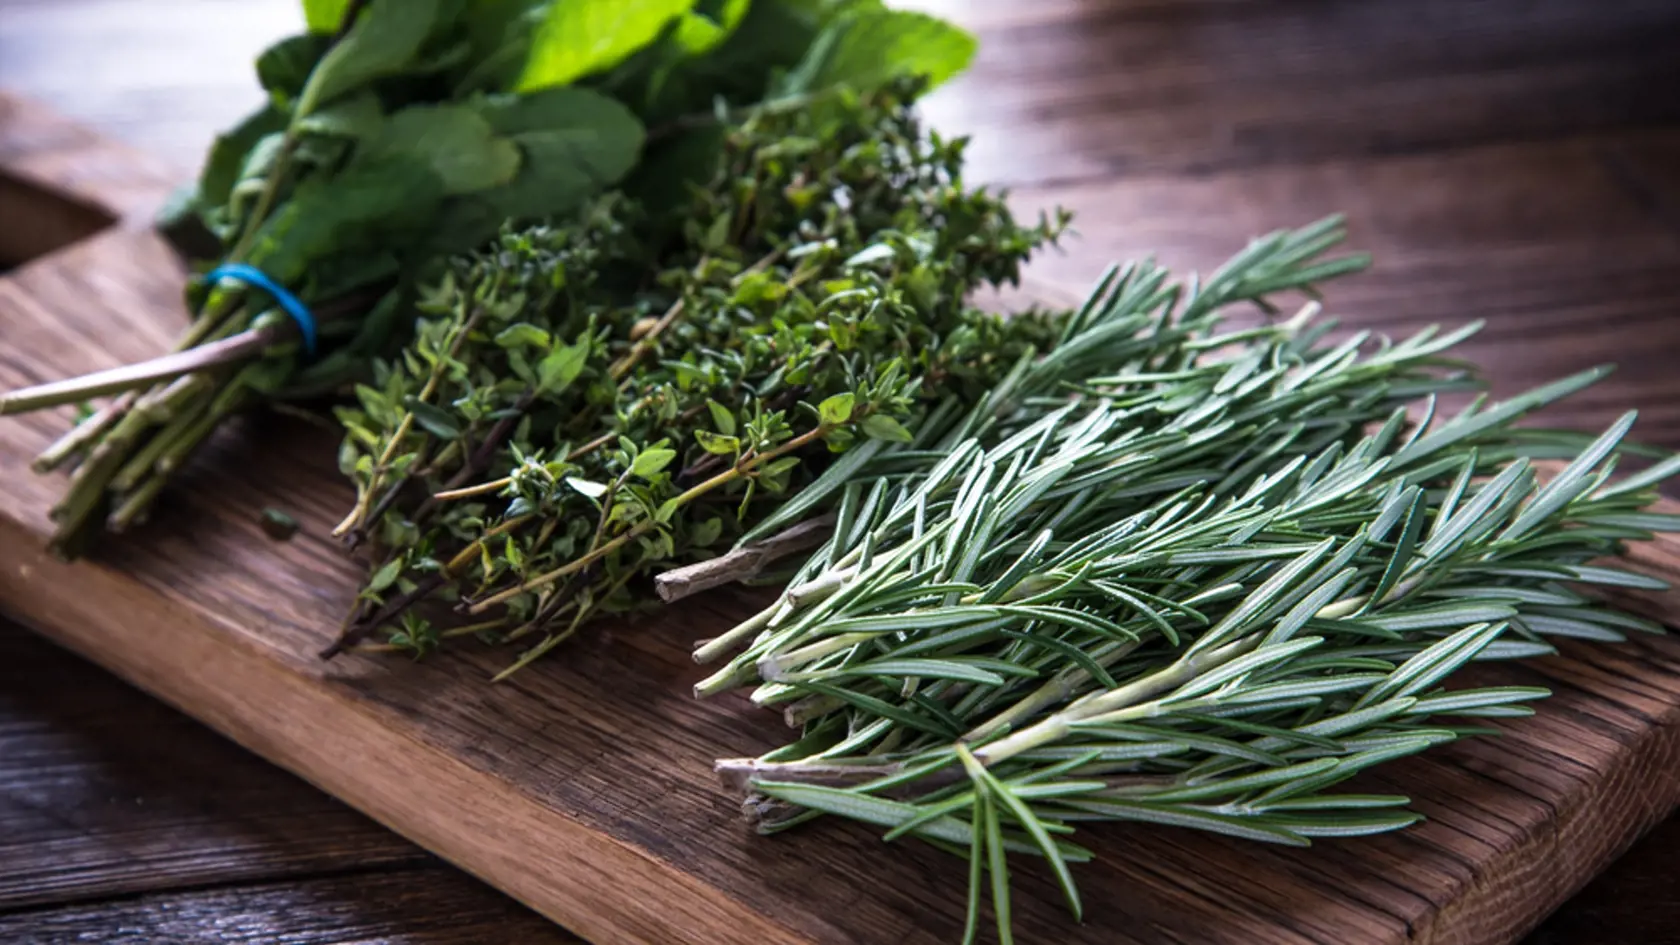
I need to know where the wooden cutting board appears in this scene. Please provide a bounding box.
[3,90,1679,945]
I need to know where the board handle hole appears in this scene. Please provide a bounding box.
[0,170,118,274]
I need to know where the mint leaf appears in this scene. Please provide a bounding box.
[673,0,751,54]
[518,0,697,91]
[257,33,331,100]
[155,184,220,261]
[243,156,444,286]
[301,0,353,33]
[199,105,287,209]
[781,5,976,96]
[433,88,646,250]
[486,88,645,196]
[297,91,385,139]
[367,105,521,195]
[304,0,442,109]
[453,0,551,93]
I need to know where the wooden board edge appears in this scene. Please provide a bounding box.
[1427,699,1680,944]
[0,90,179,223]
[0,516,810,945]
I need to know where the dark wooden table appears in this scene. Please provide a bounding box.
[1,0,1678,942]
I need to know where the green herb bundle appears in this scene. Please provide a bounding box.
[686,248,1680,942]
[325,78,1072,670]
[0,0,982,558]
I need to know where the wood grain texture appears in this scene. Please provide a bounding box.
[1,0,1679,941]
[0,621,428,911]
[0,868,579,945]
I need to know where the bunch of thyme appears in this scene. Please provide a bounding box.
[687,251,1680,943]
[324,79,1073,670]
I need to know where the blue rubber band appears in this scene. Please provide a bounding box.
[203,263,317,358]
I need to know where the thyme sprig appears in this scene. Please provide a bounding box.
[690,265,1680,942]
[326,79,1073,668]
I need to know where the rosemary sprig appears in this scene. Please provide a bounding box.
[686,256,1678,942]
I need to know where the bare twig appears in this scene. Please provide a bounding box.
[653,514,836,603]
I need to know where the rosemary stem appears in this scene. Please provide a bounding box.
[964,640,1143,742]
[694,659,761,697]
[690,556,860,665]
[693,605,780,668]
[971,637,1259,766]
[758,631,877,680]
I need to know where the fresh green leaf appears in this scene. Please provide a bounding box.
[198,105,288,210]
[518,0,698,91]
[844,243,894,268]
[633,447,679,479]
[297,91,385,139]
[243,155,446,287]
[366,104,522,194]
[368,557,404,592]
[495,323,552,349]
[567,477,611,499]
[405,398,463,439]
[819,392,855,426]
[673,0,751,54]
[154,184,221,260]
[431,89,645,252]
[861,414,912,442]
[303,0,443,109]
[780,5,976,97]
[257,33,332,99]
[707,399,737,435]
[696,430,740,455]
[302,0,353,33]
[691,516,725,547]
[538,341,590,394]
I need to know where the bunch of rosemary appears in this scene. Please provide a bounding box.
[0,0,982,558]
[684,242,1680,942]
[323,78,1072,671]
